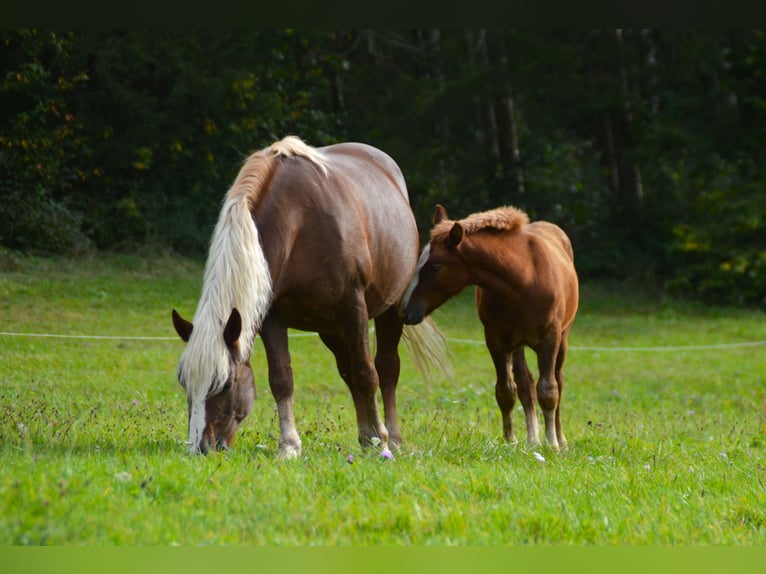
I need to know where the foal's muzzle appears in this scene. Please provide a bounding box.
[401,305,426,325]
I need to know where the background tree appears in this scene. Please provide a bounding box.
[1,29,764,306]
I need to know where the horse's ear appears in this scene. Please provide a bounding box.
[172,309,193,342]
[448,222,464,248]
[434,204,449,224]
[223,308,242,349]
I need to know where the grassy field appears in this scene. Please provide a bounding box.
[1,252,765,545]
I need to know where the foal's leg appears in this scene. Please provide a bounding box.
[260,317,302,458]
[485,328,517,443]
[535,332,562,450]
[554,329,569,449]
[373,306,404,449]
[512,348,541,448]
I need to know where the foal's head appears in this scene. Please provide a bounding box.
[172,308,255,453]
[401,204,470,325]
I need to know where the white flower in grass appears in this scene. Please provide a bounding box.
[114,471,132,483]
[370,436,381,447]
[533,452,546,463]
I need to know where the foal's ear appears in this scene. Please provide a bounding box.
[172,309,193,342]
[223,308,242,349]
[448,222,464,248]
[433,204,449,224]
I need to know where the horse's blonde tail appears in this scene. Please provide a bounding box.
[402,317,454,387]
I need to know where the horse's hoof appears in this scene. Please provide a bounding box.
[277,444,302,459]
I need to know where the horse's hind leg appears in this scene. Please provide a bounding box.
[535,333,562,450]
[554,329,569,449]
[373,306,404,449]
[512,348,540,448]
[485,328,517,443]
[260,317,302,458]
[323,294,389,450]
[318,331,371,441]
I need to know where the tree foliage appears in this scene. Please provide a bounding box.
[1,29,764,306]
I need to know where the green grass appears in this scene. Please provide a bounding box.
[1,253,765,545]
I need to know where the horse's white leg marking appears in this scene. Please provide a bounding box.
[400,244,430,312]
[539,382,560,450]
[188,400,206,454]
[276,398,302,459]
[536,337,561,451]
[525,407,541,448]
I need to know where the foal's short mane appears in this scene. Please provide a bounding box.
[431,205,529,241]
[178,136,328,404]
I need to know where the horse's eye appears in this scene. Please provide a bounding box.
[427,264,442,273]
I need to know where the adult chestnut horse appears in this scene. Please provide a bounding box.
[172,136,449,457]
[402,204,578,451]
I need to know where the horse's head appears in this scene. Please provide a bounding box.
[172,308,255,454]
[401,204,470,325]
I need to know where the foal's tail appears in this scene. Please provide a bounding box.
[402,317,454,386]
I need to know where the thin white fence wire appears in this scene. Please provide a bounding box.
[1,330,765,352]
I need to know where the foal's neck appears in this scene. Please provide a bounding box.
[462,232,532,299]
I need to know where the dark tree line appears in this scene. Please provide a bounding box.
[1,30,765,306]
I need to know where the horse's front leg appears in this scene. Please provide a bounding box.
[484,328,517,444]
[260,317,302,458]
[339,293,389,450]
[373,306,404,449]
[535,331,562,450]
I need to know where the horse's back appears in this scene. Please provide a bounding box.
[476,219,578,341]
[258,141,418,323]
[525,220,579,327]
[321,142,409,202]
[320,142,417,273]
[526,221,574,263]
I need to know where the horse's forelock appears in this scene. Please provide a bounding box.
[178,148,275,406]
[177,317,230,401]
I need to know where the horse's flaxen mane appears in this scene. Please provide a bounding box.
[263,135,329,176]
[431,205,529,241]
[226,136,329,206]
[179,136,327,408]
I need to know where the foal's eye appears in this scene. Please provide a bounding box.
[427,264,442,273]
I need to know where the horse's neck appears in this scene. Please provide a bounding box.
[463,234,532,298]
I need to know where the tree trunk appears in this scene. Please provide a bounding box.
[429,29,450,142]
[604,110,621,195]
[477,30,501,175]
[614,28,642,203]
[498,34,525,197]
